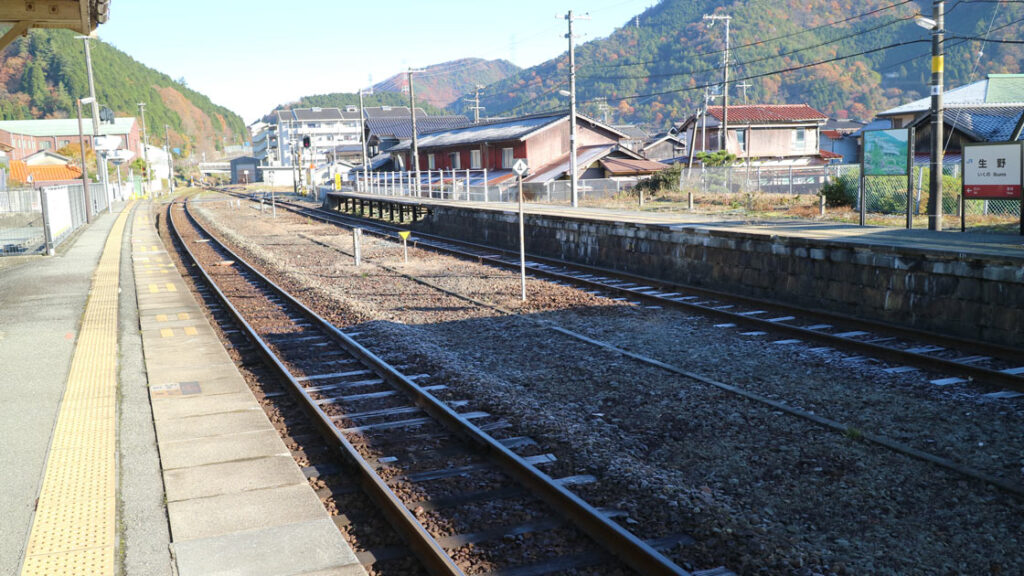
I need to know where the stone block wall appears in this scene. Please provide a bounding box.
[410,205,1024,348]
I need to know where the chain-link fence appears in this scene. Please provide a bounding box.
[0,183,108,256]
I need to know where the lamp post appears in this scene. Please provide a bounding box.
[916,2,944,230]
[76,97,94,223]
[164,125,175,195]
[138,102,152,197]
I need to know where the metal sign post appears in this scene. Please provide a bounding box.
[399,230,411,263]
[512,159,529,301]
[353,228,362,266]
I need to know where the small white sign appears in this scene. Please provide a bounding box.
[93,135,120,151]
[512,159,528,176]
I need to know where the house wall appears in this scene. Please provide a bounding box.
[0,121,141,161]
[730,126,819,157]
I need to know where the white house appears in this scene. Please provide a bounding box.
[275,108,363,167]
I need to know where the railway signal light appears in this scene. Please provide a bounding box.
[302,136,310,148]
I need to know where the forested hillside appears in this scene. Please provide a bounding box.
[473,0,1024,131]
[373,58,520,108]
[267,91,448,119]
[0,29,246,157]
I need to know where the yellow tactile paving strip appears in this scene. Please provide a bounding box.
[20,205,133,576]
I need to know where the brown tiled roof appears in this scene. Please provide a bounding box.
[818,149,843,159]
[707,105,828,123]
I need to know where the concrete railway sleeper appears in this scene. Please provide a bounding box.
[168,195,699,576]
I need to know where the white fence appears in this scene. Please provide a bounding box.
[0,183,108,256]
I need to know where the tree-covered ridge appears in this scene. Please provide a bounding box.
[268,91,450,119]
[0,28,246,156]
[471,0,1024,131]
[373,58,520,108]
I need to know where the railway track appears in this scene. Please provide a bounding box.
[167,196,705,575]
[240,190,1024,395]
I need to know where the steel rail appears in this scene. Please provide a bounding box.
[168,200,466,576]
[174,197,691,576]
[251,193,1024,393]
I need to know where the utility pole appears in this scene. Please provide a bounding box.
[737,81,752,104]
[703,13,731,152]
[78,36,110,207]
[359,88,368,176]
[927,1,945,231]
[563,10,589,208]
[164,125,175,195]
[408,68,421,193]
[468,84,485,123]
[138,102,152,196]
[76,97,93,222]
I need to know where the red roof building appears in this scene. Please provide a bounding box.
[9,160,83,187]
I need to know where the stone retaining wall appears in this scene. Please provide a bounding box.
[330,197,1023,348]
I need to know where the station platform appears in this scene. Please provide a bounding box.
[325,190,1024,260]
[0,200,365,576]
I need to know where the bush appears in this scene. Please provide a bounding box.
[634,164,683,197]
[820,176,856,208]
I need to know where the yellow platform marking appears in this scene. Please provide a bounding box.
[184,326,198,336]
[165,283,177,292]
[148,284,159,294]
[20,204,134,576]
[160,328,175,339]
[155,314,168,322]
[177,313,190,321]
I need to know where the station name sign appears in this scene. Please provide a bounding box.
[962,142,1023,200]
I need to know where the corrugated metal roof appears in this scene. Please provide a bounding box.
[879,74,1024,117]
[391,115,563,152]
[526,144,615,183]
[985,74,1024,103]
[599,157,670,175]
[0,117,136,137]
[368,115,474,141]
[364,106,428,119]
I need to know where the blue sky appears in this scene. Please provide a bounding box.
[99,0,654,123]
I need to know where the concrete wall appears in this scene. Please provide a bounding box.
[408,205,1024,347]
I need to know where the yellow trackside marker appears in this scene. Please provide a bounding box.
[178,313,190,321]
[156,314,168,322]
[160,328,174,339]
[165,283,177,292]
[20,203,134,576]
[932,55,944,73]
[148,284,159,293]
[184,327,198,336]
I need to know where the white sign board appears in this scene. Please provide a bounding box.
[109,149,135,163]
[962,142,1023,200]
[93,135,120,152]
[512,159,528,176]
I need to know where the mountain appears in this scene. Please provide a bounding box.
[471,0,1024,130]
[0,29,246,159]
[373,58,520,108]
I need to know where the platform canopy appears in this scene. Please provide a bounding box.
[0,0,109,50]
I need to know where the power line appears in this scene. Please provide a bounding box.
[579,14,914,82]
[588,0,916,70]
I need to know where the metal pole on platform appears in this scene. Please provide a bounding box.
[518,174,526,302]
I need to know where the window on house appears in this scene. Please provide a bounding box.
[427,153,435,170]
[736,129,746,153]
[449,152,460,170]
[63,140,71,147]
[502,147,514,169]
[40,141,52,150]
[470,149,482,169]
[793,128,806,151]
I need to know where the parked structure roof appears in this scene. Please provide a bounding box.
[599,157,670,176]
[909,106,1024,142]
[364,106,428,119]
[292,108,344,121]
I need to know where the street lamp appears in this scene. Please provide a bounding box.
[75,35,111,208]
[76,96,94,222]
[916,2,944,231]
